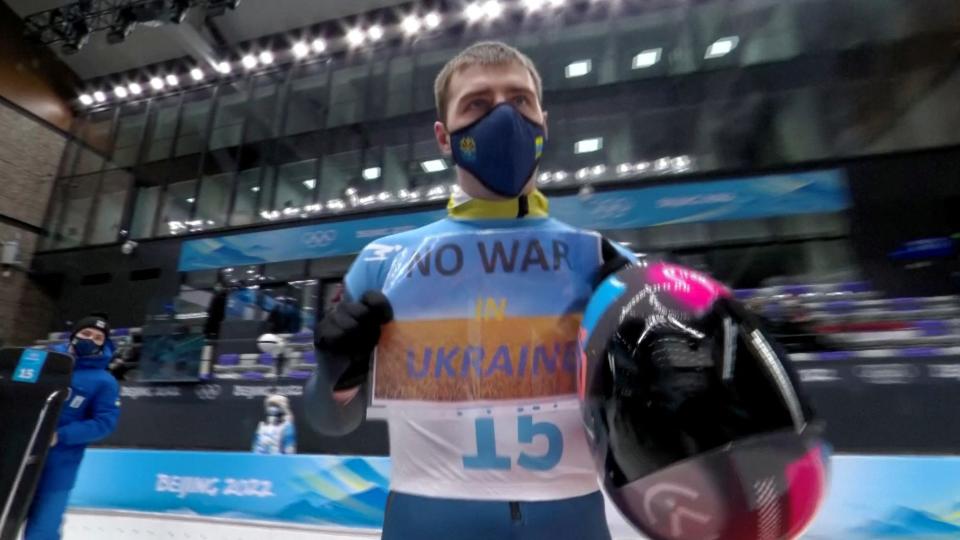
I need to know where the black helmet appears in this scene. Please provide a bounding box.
[578,260,829,540]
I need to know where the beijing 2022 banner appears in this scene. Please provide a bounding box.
[69,450,389,529]
[69,450,960,538]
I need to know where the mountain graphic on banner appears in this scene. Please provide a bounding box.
[277,486,387,527]
[185,242,270,268]
[850,506,960,538]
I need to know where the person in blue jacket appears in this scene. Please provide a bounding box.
[23,314,121,540]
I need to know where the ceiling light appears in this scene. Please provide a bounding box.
[591,164,607,176]
[705,36,739,59]
[190,68,204,80]
[311,38,326,53]
[565,59,591,78]
[291,41,309,58]
[128,82,143,94]
[483,0,503,18]
[346,28,365,46]
[186,198,195,203]
[93,90,107,102]
[616,163,634,175]
[149,77,164,90]
[216,61,232,74]
[78,94,93,105]
[538,171,552,183]
[258,50,274,65]
[548,0,565,6]
[523,0,546,11]
[327,199,346,211]
[165,74,179,86]
[421,159,448,173]
[672,155,693,172]
[241,54,257,69]
[251,186,260,192]
[424,12,441,29]
[465,2,484,22]
[574,137,603,154]
[362,167,382,180]
[553,171,568,181]
[632,48,662,69]
[368,25,384,41]
[402,15,421,35]
[302,179,317,189]
[113,86,128,98]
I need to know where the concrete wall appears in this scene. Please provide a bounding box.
[0,100,66,346]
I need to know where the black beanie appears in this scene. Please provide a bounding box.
[72,313,111,340]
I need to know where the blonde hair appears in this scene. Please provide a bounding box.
[434,41,543,123]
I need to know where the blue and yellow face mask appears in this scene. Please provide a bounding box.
[449,103,547,198]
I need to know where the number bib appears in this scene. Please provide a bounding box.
[370,224,603,500]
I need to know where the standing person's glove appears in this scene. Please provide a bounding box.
[594,238,632,288]
[315,291,394,390]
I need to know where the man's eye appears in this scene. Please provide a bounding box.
[513,95,529,106]
[467,99,490,111]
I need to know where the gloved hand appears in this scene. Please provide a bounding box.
[315,291,394,390]
[594,238,632,288]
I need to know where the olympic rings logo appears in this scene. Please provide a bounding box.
[194,384,222,400]
[302,230,338,248]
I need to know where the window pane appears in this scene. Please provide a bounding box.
[143,96,181,163]
[230,167,263,226]
[159,179,197,236]
[88,170,132,244]
[49,174,99,248]
[270,159,317,215]
[209,84,248,150]
[383,143,412,192]
[318,150,360,201]
[109,102,148,168]
[130,185,160,239]
[327,65,368,127]
[195,172,233,229]
[72,111,113,175]
[176,88,215,157]
[385,57,414,118]
[73,147,106,176]
[414,48,456,113]
[284,63,330,136]
[245,74,282,143]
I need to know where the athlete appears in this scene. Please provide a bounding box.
[24,314,121,540]
[252,394,297,455]
[304,42,630,539]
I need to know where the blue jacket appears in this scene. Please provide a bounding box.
[39,341,121,491]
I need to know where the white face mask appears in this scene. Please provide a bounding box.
[267,406,284,424]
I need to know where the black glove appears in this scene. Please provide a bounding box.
[594,238,632,288]
[315,291,394,390]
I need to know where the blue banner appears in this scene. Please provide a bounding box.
[178,210,446,272]
[178,169,848,272]
[550,169,849,230]
[70,450,960,537]
[70,450,390,528]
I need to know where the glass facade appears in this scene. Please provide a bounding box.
[41,0,960,250]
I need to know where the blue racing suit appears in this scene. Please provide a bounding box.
[306,191,631,539]
[24,341,121,540]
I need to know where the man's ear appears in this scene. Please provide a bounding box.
[435,121,452,155]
